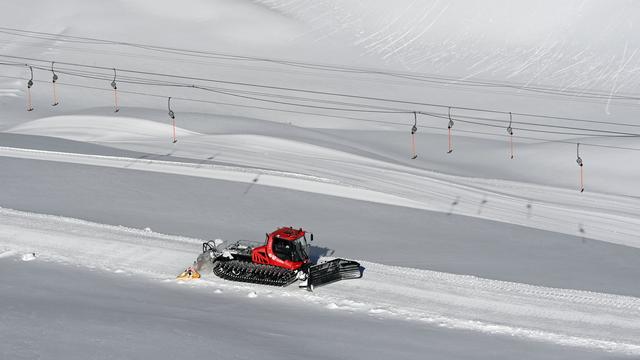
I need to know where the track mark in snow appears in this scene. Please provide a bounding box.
[21,253,37,261]
[7,116,202,142]
[369,308,393,315]
[0,250,18,259]
[2,207,640,354]
[0,146,338,185]
[0,88,21,98]
[325,300,366,311]
[4,140,639,250]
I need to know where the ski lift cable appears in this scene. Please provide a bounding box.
[34,63,414,113]
[4,72,412,124]
[0,28,112,46]
[25,64,640,135]
[5,62,639,137]
[4,54,640,130]
[44,58,640,132]
[4,73,640,152]
[21,63,412,113]
[1,55,637,132]
[427,111,640,136]
[8,74,640,151]
[3,41,630,105]
[4,27,640,103]
[421,111,640,137]
[194,85,409,114]
[14,62,640,137]
[6,64,638,137]
[37,66,640,132]
[5,39,640,110]
[5,74,402,124]
[425,114,632,137]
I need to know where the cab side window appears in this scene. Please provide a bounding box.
[272,237,292,261]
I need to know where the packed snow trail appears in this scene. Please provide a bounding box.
[0,259,616,360]
[2,144,640,250]
[1,207,639,355]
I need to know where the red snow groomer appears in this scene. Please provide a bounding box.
[196,227,361,290]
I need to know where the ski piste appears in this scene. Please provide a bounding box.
[2,207,639,355]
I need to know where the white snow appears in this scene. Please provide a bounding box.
[2,0,640,358]
[20,252,37,261]
[0,250,18,259]
[2,258,614,360]
[0,140,638,250]
[1,207,639,355]
[7,116,201,142]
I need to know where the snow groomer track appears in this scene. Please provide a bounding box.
[1,207,639,355]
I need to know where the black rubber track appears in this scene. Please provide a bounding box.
[212,259,298,287]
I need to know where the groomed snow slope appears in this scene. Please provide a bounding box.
[4,149,640,299]
[3,116,640,251]
[3,260,626,360]
[7,116,200,142]
[1,207,639,356]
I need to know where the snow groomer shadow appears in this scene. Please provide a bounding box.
[309,245,366,279]
[309,245,334,263]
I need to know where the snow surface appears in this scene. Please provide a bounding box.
[2,0,640,358]
[1,207,639,357]
[8,116,201,142]
[20,252,37,261]
[5,150,640,299]
[3,259,628,360]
